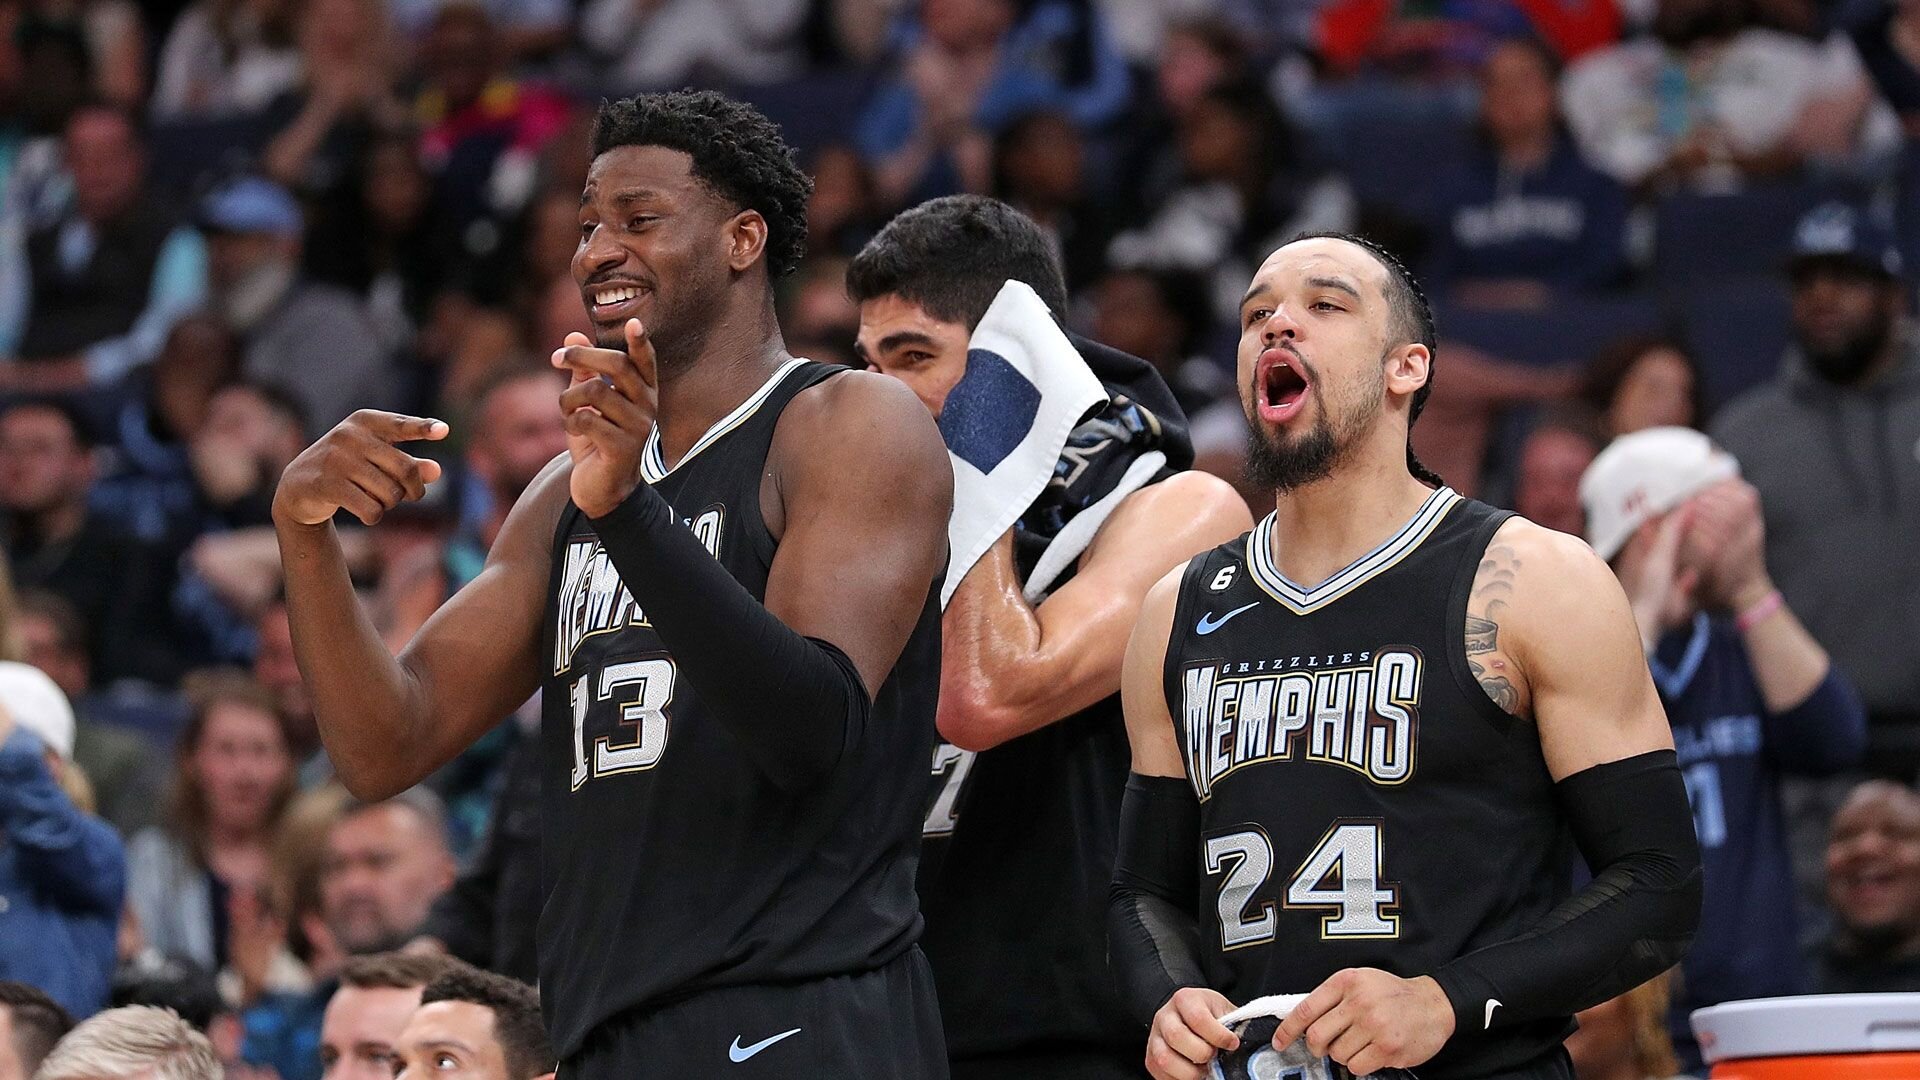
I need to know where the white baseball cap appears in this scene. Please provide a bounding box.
[0,661,75,760]
[1579,427,1740,562]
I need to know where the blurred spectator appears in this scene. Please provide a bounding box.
[0,16,96,233]
[0,400,180,684]
[0,980,73,1080]
[805,144,884,259]
[1713,203,1920,762]
[200,175,394,435]
[414,5,572,288]
[90,315,241,547]
[0,4,144,114]
[1581,334,1705,437]
[260,0,408,227]
[1083,265,1231,419]
[125,670,299,1002]
[309,953,450,1080]
[397,965,553,1080]
[783,257,861,368]
[857,0,1130,207]
[109,957,239,1064]
[512,187,589,355]
[389,0,569,66]
[15,590,166,835]
[35,1006,220,1080]
[269,784,352,987]
[1109,78,1354,324]
[245,805,454,1080]
[1511,406,1603,536]
[0,103,207,394]
[1425,38,1629,305]
[151,0,301,121]
[579,0,811,90]
[0,660,124,1017]
[309,132,442,366]
[992,109,1118,291]
[1562,971,1682,1080]
[1315,0,1621,80]
[1817,779,1920,992]
[1583,427,1867,1067]
[253,597,322,780]
[414,712,539,984]
[1562,0,1893,191]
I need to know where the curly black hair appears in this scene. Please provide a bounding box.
[419,965,553,1080]
[590,90,813,278]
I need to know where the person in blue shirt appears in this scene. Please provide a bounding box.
[1426,37,1629,304]
[1580,426,1868,1070]
[0,661,125,1019]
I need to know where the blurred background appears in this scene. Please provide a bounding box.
[0,0,1914,1077]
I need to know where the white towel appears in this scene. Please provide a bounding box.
[938,280,1106,609]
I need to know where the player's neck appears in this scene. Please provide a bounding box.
[654,301,789,470]
[1266,456,1434,588]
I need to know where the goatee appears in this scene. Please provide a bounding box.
[1245,421,1341,491]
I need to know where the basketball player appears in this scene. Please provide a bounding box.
[849,195,1251,1078]
[1109,234,1702,1080]
[271,91,953,1077]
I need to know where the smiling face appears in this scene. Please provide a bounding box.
[574,145,757,371]
[394,1002,511,1080]
[1827,782,1920,944]
[1235,237,1429,491]
[854,294,972,416]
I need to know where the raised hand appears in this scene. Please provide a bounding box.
[552,319,658,518]
[272,411,447,528]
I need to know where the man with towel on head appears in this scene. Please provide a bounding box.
[850,195,1251,1079]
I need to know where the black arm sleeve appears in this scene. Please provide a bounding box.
[1109,772,1210,1025]
[589,482,870,794]
[1432,749,1702,1034]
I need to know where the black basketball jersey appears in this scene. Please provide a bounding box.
[1161,489,1573,1079]
[538,359,943,1058]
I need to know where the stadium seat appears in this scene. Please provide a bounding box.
[1674,276,1793,414]
[1435,292,1664,369]
[1652,182,1861,290]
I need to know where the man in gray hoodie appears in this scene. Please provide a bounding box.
[1713,202,1920,766]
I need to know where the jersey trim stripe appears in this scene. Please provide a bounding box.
[1244,486,1461,614]
[640,357,813,482]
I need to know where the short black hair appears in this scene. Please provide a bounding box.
[419,966,553,1079]
[110,957,225,1032]
[847,195,1069,329]
[1285,231,1443,486]
[0,980,75,1074]
[589,91,812,278]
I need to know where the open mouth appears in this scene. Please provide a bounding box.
[1256,350,1310,424]
[586,282,649,321]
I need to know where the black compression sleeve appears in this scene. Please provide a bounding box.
[1109,772,1209,1025]
[588,482,870,794]
[1432,749,1702,1035]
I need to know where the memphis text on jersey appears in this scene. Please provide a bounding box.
[552,506,723,675]
[1179,648,1422,800]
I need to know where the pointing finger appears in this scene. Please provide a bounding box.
[352,410,449,445]
[625,318,658,390]
[552,337,648,403]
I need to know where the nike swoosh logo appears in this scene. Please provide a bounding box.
[1196,602,1259,635]
[1484,999,1502,1029]
[728,1028,801,1063]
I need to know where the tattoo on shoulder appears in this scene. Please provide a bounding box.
[1467,542,1523,715]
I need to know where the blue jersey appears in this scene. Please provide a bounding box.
[1654,615,1865,1064]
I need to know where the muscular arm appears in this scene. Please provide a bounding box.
[940,472,1250,751]
[1434,520,1702,1032]
[586,371,951,793]
[276,449,567,800]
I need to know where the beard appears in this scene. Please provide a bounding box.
[1242,356,1383,492]
[1802,315,1893,385]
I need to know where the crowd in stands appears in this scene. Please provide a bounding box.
[0,0,1914,1077]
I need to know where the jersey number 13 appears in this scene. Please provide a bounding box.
[568,658,678,790]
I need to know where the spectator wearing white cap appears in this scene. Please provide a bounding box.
[1580,426,1868,1070]
[0,660,125,1019]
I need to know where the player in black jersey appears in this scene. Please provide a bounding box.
[848,196,1251,1079]
[1108,234,1702,1080]
[271,91,953,1077]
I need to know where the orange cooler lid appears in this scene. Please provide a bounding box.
[1692,995,1920,1063]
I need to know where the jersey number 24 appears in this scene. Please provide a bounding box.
[1208,822,1398,947]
